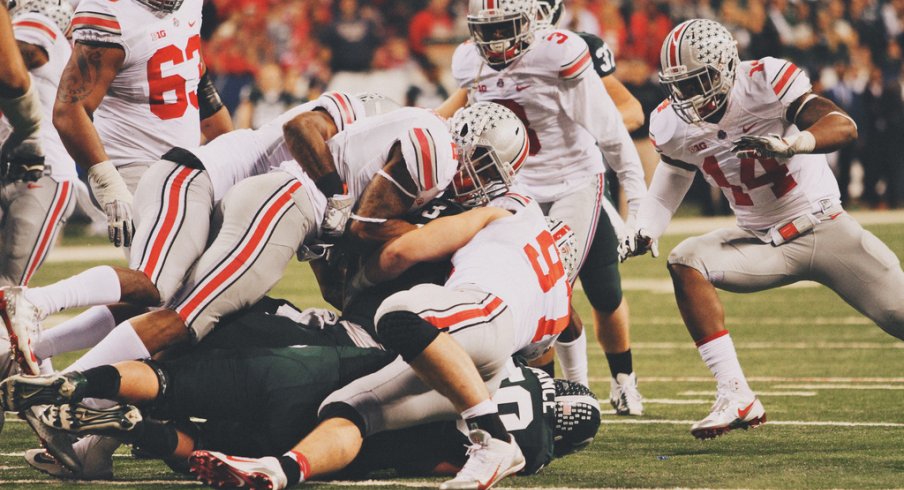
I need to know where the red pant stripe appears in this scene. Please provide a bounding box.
[22,181,72,285]
[140,167,197,282]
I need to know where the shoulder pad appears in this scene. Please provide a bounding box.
[451,42,480,86]
[316,91,364,132]
[488,191,534,212]
[71,0,122,44]
[577,31,616,77]
[747,57,811,104]
[648,100,682,156]
[531,29,592,81]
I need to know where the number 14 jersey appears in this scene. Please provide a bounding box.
[71,0,203,167]
[649,57,840,231]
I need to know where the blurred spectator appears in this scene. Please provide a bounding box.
[624,0,672,69]
[406,56,450,108]
[860,65,904,207]
[558,0,602,36]
[234,64,300,130]
[408,0,456,57]
[619,57,662,185]
[824,63,866,202]
[320,0,384,73]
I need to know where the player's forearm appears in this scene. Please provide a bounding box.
[200,105,233,142]
[348,218,418,254]
[53,103,109,169]
[284,114,339,192]
[603,76,644,132]
[636,161,694,239]
[434,88,468,119]
[792,95,858,154]
[0,7,30,96]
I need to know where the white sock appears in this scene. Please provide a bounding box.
[33,306,117,360]
[24,266,121,315]
[38,357,54,375]
[460,399,498,419]
[696,330,753,395]
[556,329,589,386]
[65,321,150,373]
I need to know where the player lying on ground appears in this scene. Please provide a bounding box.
[620,19,904,440]
[437,0,649,415]
[0,91,385,376]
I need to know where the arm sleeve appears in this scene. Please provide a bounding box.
[70,2,125,49]
[577,32,616,77]
[635,160,696,239]
[315,91,365,132]
[400,126,449,207]
[759,57,812,109]
[558,66,647,215]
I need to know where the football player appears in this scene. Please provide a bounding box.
[0,0,45,179]
[53,0,230,251]
[621,19,904,439]
[436,0,648,416]
[184,106,572,490]
[0,92,381,377]
[1,0,77,288]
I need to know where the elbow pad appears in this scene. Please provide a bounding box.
[198,69,225,119]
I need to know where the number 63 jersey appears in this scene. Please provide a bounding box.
[649,57,840,231]
[71,0,203,167]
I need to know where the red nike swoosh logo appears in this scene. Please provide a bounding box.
[737,400,756,419]
[478,464,502,490]
[742,123,756,133]
[515,85,530,91]
[189,21,197,27]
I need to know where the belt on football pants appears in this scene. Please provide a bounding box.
[767,199,844,246]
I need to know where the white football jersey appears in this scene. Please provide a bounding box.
[451,29,645,205]
[71,0,204,167]
[9,11,77,182]
[649,57,840,230]
[326,107,457,210]
[188,92,366,203]
[446,195,572,358]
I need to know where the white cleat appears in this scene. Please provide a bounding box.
[25,434,118,480]
[189,451,288,489]
[0,287,43,375]
[609,372,644,416]
[439,429,525,490]
[691,389,766,440]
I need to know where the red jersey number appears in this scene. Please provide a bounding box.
[524,230,565,292]
[147,34,201,120]
[702,155,797,206]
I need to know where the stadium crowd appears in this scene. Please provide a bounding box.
[204,0,904,208]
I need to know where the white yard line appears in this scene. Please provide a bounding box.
[772,384,904,390]
[628,341,898,349]
[589,376,904,383]
[601,419,904,428]
[679,391,818,397]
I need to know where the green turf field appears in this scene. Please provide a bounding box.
[1,216,903,489]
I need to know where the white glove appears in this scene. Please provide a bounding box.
[296,307,340,329]
[321,194,354,237]
[88,161,134,247]
[731,131,815,159]
[618,227,659,262]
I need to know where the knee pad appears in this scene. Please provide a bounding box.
[319,401,367,438]
[375,311,440,363]
[578,259,623,314]
[139,359,172,412]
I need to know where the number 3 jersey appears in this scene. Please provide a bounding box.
[446,195,572,358]
[71,0,203,167]
[649,57,840,231]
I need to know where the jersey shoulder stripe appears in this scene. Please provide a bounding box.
[409,127,438,192]
[13,19,57,40]
[71,11,121,36]
[320,91,358,131]
[559,46,591,80]
[771,61,801,99]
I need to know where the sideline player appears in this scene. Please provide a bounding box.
[437,0,647,415]
[622,19,904,439]
[53,0,230,252]
[1,0,77,288]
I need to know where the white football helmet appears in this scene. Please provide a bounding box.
[9,0,72,34]
[449,102,528,207]
[467,0,539,67]
[356,93,401,117]
[659,19,739,124]
[535,0,563,29]
[553,378,601,456]
[546,217,578,282]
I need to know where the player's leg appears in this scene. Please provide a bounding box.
[809,214,904,340]
[668,227,797,438]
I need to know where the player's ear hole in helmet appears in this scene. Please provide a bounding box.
[467,0,539,68]
[552,378,601,457]
[449,102,529,207]
[658,19,739,124]
[134,0,185,14]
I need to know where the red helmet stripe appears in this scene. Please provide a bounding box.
[668,21,692,68]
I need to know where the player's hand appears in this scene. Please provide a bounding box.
[618,228,658,262]
[1,132,45,182]
[731,131,815,159]
[297,307,339,329]
[321,194,354,237]
[88,161,134,247]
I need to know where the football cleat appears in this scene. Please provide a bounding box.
[23,405,82,473]
[609,372,644,416]
[189,451,288,490]
[24,434,119,480]
[0,286,43,375]
[0,371,88,412]
[41,403,142,436]
[691,391,766,440]
[439,429,525,490]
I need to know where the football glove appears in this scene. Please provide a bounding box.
[88,161,134,247]
[731,131,815,159]
[618,227,659,263]
[321,194,354,237]
[296,307,340,329]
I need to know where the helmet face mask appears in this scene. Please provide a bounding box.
[449,102,528,208]
[659,19,739,124]
[468,0,538,68]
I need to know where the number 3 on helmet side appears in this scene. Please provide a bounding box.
[147,34,202,120]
